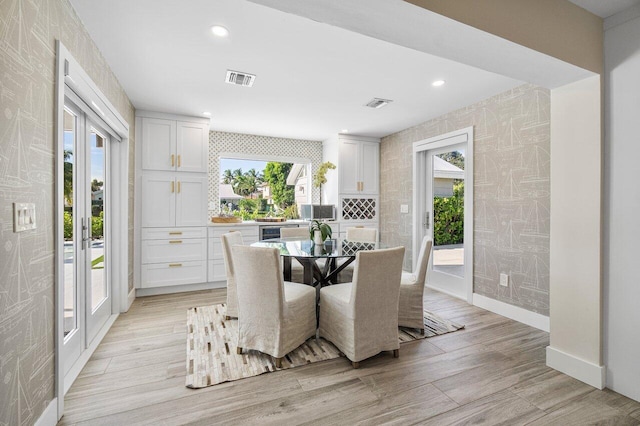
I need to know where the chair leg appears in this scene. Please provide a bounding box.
[275,357,283,368]
[420,328,425,335]
[225,315,231,320]
[236,347,242,355]
[393,349,399,358]
[352,361,360,369]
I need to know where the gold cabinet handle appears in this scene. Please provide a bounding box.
[360,181,364,192]
[169,240,182,244]
[177,181,181,193]
[169,231,182,235]
[168,263,182,268]
[170,181,175,193]
[171,154,175,167]
[177,155,181,167]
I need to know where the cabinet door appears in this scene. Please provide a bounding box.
[339,140,360,193]
[175,175,208,226]
[142,118,176,171]
[141,174,176,227]
[177,121,209,173]
[360,142,379,194]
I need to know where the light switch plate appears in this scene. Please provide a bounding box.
[13,202,36,232]
[400,204,409,214]
[499,273,509,287]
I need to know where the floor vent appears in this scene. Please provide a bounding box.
[364,98,393,109]
[225,70,256,87]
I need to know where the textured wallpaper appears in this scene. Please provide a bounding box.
[208,131,323,214]
[0,0,135,424]
[381,84,550,315]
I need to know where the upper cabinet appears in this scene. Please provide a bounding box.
[142,117,208,173]
[339,139,379,195]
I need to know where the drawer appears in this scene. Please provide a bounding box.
[142,227,206,240]
[208,259,227,283]
[142,238,206,264]
[140,261,206,288]
[209,226,259,239]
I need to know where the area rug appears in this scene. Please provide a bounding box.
[186,304,464,389]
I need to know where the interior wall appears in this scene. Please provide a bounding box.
[547,75,603,387]
[208,131,322,214]
[603,11,640,402]
[405,0,603,75]
[0,0,135,423]
[380,83,550,315]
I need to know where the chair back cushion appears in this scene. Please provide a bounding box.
[220,231,244,278]
[232,246,284,322]
[346,227,377,243]
[414,236,433,285]
[280,227,310,238]
[351,246,405,317]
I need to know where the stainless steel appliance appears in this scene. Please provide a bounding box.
[300,204,335,221]
[258,223,301,240]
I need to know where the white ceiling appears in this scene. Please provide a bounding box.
[568,0,640,18]
[69,0,524,141]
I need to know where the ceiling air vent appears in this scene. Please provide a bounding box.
[225,70,256,87]
[364,98,393,109]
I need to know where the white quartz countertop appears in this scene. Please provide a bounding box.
[208,220,339,227]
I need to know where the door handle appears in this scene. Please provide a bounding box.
[81,218,89,250]
[177,181,181,193]
[177,155,181,168]
[171,154,175,167]
[424,212,430,229]
[170,181,175,193]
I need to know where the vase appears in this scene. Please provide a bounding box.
[313,230,324,245]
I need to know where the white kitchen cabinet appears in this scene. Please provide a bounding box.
[141,173,207,228]
[338,138,379,195]
[141,117,208,173]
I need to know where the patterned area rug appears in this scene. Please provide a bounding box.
[186,304,464,389]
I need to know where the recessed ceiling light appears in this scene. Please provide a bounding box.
[432,80,446,87]
[341,129,349,133]
[211,25,229,37]
[202,111,211,116]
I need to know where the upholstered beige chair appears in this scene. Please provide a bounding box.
[279,226,309,283]
[232,245,316,368]
[346,227,377,242]
[339,227,378,282]
[319,246,405,368]
[399,236,433,333]
[220,231,244,320]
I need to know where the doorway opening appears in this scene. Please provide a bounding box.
[413,127,474,303]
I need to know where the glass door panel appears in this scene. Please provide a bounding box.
[89,130,107,311]
[62,108,77,338]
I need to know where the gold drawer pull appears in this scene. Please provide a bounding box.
[169,263,182,268]
[177,155,181,167]
[169,231,182,235]
[169,240,182,244]
[177,181,181,193]
[170,181,175,193]
[171,154,175,167]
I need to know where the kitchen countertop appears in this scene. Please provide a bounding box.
[208,219,339,227]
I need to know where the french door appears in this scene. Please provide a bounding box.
[413,128,473,302]
[62,98,112,378]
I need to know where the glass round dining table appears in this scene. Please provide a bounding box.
[250,237,389,288]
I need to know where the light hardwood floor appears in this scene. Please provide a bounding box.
[60,289,640,425]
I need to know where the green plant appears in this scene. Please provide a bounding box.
[64,210,73,240]
[313,161,336,205]
[308,219,332,241]
[433,182,464,245]
[282,205,299,220]
[91,211,104,238]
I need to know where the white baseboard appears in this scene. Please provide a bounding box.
[64,313,118,394]
[546,346,606,389]
[426,284,466,301]
[35,398,58,426]
[136,281,226,297]
[126,287,135,311]
[473,293,550,332]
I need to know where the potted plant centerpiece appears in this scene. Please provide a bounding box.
[309,219,332,245]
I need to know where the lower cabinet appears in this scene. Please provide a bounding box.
[140,227,207,288]
[208,226,259,283]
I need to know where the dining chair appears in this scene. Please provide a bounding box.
[220,231,244,320]
[339,227,378,282]
[319,246,405,368]
[399,236,433,333]
[279,227,309,283]
[232,245,317,368]
[346,227,377,242]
